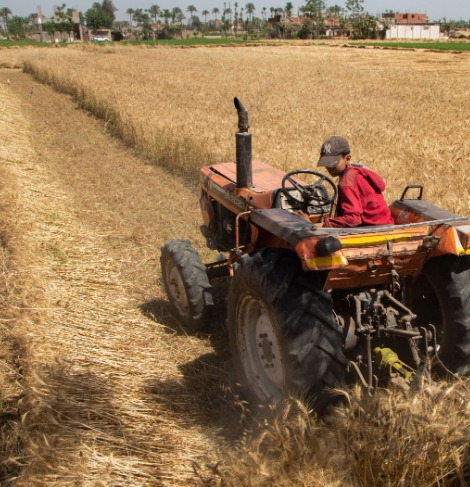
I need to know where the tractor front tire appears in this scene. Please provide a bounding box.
[227,249,348,411]
[160,239,213,330]
[414,255,470,375]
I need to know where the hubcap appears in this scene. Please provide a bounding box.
[166,262,188,316]
[237,294,285,403]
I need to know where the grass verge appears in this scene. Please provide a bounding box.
[350,40,470,51]
[0,39,44,48]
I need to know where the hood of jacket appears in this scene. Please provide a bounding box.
[342,164,386,193]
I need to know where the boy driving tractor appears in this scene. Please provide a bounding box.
[317,135,394,228]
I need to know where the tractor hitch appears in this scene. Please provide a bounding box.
[343,287,442,394]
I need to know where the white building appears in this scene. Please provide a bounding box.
[386,24,440,40]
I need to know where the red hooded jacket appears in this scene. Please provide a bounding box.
[323,164,394,228]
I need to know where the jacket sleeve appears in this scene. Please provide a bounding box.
[322,183,363,228]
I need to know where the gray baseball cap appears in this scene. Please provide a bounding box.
[318,136,351,168]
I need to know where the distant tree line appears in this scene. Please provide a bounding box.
[1,0,470,40]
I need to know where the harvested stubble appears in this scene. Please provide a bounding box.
[22,43,470,215]
[0,72,226,486]
[0,87,27,482]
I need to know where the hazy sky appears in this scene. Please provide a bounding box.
[3,0,469,23]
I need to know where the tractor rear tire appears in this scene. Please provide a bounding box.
[160,239,213,330]
[413,255,470,375]
[227,249,348,411]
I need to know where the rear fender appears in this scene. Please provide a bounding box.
[431,224,470,257]
[249,209,347,271]
[248,209,449,274]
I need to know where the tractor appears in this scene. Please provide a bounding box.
[160,98,470,410]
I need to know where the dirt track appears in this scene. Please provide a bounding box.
[0,69,231,486]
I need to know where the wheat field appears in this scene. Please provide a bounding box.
[2,43,470,486]
[22,43,470,215]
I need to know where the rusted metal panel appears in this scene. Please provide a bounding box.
[390,199,460,224]
[324,253,428,290]
[209,160,306,194]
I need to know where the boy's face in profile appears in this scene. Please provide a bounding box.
[326,154,351,178]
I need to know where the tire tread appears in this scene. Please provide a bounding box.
[160,239,213,330]
[422,255,470,374]
[228,248,347,410]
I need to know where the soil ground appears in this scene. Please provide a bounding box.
[0,69,234,486]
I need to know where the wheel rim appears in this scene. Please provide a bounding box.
[165,262,189,317]
[237,293,285,403]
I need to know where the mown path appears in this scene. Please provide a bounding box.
[0,70,231,486]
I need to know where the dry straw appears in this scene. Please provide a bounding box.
[0,72,221,486]
[1,44,470,486]
[202,384,470,486]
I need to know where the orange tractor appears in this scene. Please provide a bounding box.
[161,98,470,410]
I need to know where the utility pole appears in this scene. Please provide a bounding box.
[37,6,44,42]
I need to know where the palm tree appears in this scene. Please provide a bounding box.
[161,8,171,25]
[224,7,232,23]
[176,12,186,24]
[0,7,12,31]
[234,2,238,34]
[133,8,143,24]
[171,7,182,22]
[285,1,293,16]
[202,9,209,23]
[148,4,160,22]
[262,6,267,20]
[126,8,134,27]
[186,4,197,26]
[245,2,255,21]
[212,7,220,21]
[135,10,150,26]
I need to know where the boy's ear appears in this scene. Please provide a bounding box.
[345,154,352,162]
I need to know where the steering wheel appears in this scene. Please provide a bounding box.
[281,170,337,207]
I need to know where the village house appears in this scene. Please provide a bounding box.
[30,9,84,42]
[267,15,303,37]
[207,19,223,30]
[382,12,440,40]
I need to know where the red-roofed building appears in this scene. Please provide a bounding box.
[382,12,428,25]
[395,13,427,23]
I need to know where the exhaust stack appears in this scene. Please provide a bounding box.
[234,97,252,188]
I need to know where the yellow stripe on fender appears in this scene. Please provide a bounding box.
[306,254,349,269]
[439,227,470,256]
[340,233,413,247]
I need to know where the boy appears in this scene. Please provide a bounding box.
[317,136,394,228]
